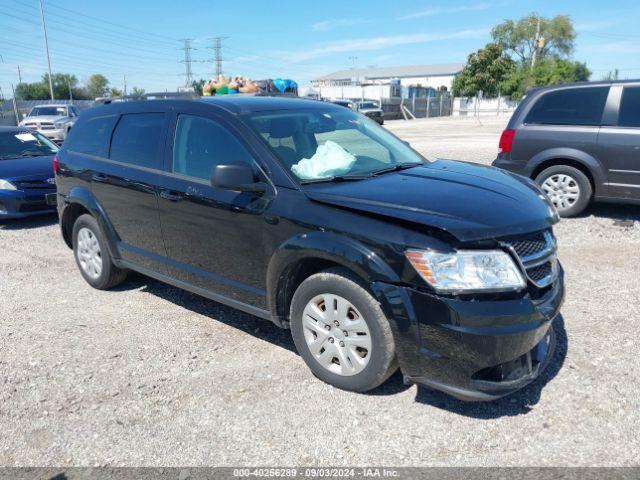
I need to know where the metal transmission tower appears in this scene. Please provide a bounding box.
[210,37,228,78]
[180,39,194,88]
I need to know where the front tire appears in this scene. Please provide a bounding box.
[72,214,127,290]
[290,268,397,392]
[535,165,592,217]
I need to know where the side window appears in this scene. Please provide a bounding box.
[525,87,610,126]
[64,114,118,157]
[618,87,640,128]
[172,114,254,181]
[110,113,165,169]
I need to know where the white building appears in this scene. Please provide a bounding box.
[312,63,464,99]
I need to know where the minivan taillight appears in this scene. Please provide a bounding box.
[53,155,59,174]
[498,129,516,154]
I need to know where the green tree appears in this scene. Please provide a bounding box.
[130,86,145,98]
[85,74,109,98]
[452,43,515,97]
[501,58,591,99]
[492,13,576,64]
[15,81,49,100]
[109,87,123,97]
[602,69,619,81]
[191,78,207,95]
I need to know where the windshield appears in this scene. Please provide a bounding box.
[0,131,59,160]
[29,106,67,117]
[246,108,425,182]
[358,102,378,109]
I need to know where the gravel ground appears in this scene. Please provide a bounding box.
[1,116,639,467]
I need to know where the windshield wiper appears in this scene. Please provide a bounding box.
[300,173,373,184]
[371,163,421,176]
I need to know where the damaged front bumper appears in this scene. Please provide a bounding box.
[372,267,565,401]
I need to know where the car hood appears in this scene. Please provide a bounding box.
[303,160,558,242]
[21,115,66,124]
[0,155,55,181]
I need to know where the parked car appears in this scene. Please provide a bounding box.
[19,104,80,143]
[354,101,384,125]
[55,97,564,401]
[330,99,355,109]
[493,80,640,217]
[0,126,58,219]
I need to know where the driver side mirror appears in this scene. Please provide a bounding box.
[212,164,266,193]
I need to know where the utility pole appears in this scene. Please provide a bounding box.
[39,0,55,100]
[210,36,228,78]
[123,74,127,96]
[531,15,541,68]
[180,39,194,88]
[17,65,22,84]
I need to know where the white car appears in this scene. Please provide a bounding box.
[19,104,79,143]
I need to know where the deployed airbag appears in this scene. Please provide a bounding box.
[291,141,356,180]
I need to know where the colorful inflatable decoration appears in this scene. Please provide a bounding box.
[201,75,295,96]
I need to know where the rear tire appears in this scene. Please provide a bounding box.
[72,214,127,290]
[535,165,592,217]
[290,267,397,392]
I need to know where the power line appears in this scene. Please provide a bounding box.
[13,0,178,45]
[0,11,178,63]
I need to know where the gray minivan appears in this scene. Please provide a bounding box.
[493,80,640,216]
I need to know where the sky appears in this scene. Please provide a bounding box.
[1,0,639,98]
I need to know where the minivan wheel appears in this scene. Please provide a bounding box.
[72,214,127,290]
[535,165,592,217]
[290,268,397,392]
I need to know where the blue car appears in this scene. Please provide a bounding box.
[0,126,59,220]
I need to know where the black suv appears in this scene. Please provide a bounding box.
[493,80,640,217]
[55,97,564,401]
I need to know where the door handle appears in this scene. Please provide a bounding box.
[91,173,108,182]
[159,190,183,202]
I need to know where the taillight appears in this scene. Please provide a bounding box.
[498,129,516,154]
[53,155,59,174]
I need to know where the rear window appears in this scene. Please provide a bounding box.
[109,113,165,169]
[618,87,640,128]
[525,87,609,126]
[65,115,118,157]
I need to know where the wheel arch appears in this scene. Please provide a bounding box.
[529,148,604,196]
[61,186,119,256]
[266,232,400,328]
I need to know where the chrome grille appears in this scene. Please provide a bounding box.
[502,230,558,288]
[14,180,55,190]
[507,231,547,258]
[527,262,552,282]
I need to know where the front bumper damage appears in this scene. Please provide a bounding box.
[372,267,565,401]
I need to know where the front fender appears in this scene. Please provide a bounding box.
[266,231,400,325]
[529,147,606,193]
[62,186,120,258]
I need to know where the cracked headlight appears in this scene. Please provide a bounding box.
[405,249,526,293]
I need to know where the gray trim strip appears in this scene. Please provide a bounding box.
[118,258,272,321]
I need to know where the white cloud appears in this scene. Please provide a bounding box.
[287,28,490,62]
[312,18,368,32]
[399,3,490,20]
[588,40,640,54]
[575,20,617,33]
